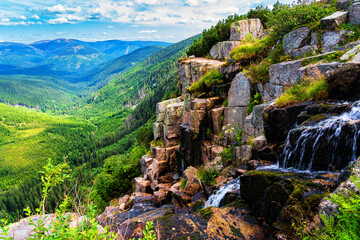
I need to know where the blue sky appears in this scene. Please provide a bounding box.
[0,0,293,43]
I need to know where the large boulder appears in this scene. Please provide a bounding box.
[283,27,310,55]
[177,58,224,95]
[322,30,346,53]
[228,73,251,107]
[321,11,348,29]
[243,102,270,143]
[230,18,264,41]
[349,2,360,25]
[224,107,248,129]
[291,45,318,58]
[210,41,242,60]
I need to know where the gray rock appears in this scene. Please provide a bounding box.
[228,73,251,107]
[210,41,242,60]
[337,40,360,51]
[253,135,267,150]
[153,122,163,140]
[210,107,224,135]
[321,11,348,29]
[224,106,248,129]
[349,3,360,25]
[140,154,153,179]
[240,145,253,162]
[337,0,351,11]
[283,27,310,55]
[230,18,264,41]
[291,45,318,58]
[340,44,360,61]
[310,32,319,46]
[242,103,270,143]
[321,30,346,53]
[261,60,303,102]
[164,102,184,126]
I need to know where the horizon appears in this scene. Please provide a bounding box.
[0,0,293,43]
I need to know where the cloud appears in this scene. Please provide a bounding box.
[138,30,157,33]
[135,0,162,5]
[19,15,27,20]
[185,0,199,6]
[47,4,81,14]
[108,25,114,28]
[49,17,69,24]
[32,15,40,20]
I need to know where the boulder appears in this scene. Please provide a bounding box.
[151,158,168,180]
[210,107,224,135]
[184,182,201,196]
[134,177,152,194]
[283,27,310,55]
[321,11,348,29]
[153,189,170,207]
[228,73,251,107]
[230,18,264,41]
[322,30,346,53]
[119,195,132,211]
[341,44,360,61]
[190,97,221,111]
[171,190,192,205]
[240,145,253,162]
[243,102,270,143]
[178,58,224,95]
[253,135,267,150]
[291,45,318,58]
[224,107,248,129]
[184,166,198,183]
[310,32,319,46]
[337,0,351,11]
[151,146,166,161]
[211,146,224,160]
[210,41,242,60]
[349,2,360,25]
[261,59,303,102]
[165,145,179,170]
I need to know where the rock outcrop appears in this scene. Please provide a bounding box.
[230,18,264,41]
[210,41,241,60]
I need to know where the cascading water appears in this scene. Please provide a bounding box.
[205,177,240,207]
[281,101,360,171]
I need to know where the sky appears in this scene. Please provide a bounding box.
[0,0,294,43]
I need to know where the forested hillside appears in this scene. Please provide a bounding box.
[0,35,196,221]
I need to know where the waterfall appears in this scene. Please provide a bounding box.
[205,177,240,207]
[281,101,360,171]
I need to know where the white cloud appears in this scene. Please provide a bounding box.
[108,25,114,28]
[135,0,162,5]
[49,17,69,24]
[32,15,40,20]
[19,15,27,20]
[102,32,108,35]
[186,0,199,6]
[47,4,81,14]
[56,32,65,35]
[138,30,157,33]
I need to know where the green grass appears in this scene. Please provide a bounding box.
[230,35,270,62]
[275,77,328,106]
[187,68,224,96]
[196,167,219,186]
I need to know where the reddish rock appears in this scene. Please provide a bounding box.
[210,107,224,135]
[134,177,152,194]
[165,145,179,169]
[130,192,153,204]
[164,124,180,139]
[215,176,226,184]
[158,175,173,183]
[153,189,170,207]
[184,182,201,196]
[164,137,180,148]
[152,159,168,180]
[184,166,198,183]
[189,110,207,134]
[118,195,131,211]
[201,141,213,165]
[190,97,222,111]
[155,183,173,191]
[151,146,166,161]
[140,155,153,178]
[171,190,192,205]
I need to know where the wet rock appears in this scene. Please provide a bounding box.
[228,73,251,107]
[283,27,310,55]
[248,160,273,170]
[322,30,346,53]
[230,18,264,41]
[233,146,241,166]
[321,11,348,29]
[210,41,242,60]
[291,45,318,58]
[254,135,267,150]
[228,167,248,178]
[264,102,311,143]
[349,2,360,25]
[201,141,212,165]
[189,110,207,134]
[178,58,224,95]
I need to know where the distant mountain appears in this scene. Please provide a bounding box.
[0,39,171,75]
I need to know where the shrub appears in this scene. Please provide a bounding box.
[245,60,272,84]
[220,148,233,165]
[196,167,219,186]
[247,92,262,114]
[187,68,224,96]
[230,35,270,62]
[275,76,328,106]
[180,179,187,189]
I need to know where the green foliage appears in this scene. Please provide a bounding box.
[180,179,187,190]
[188,68,224,96]
[151,139,165,148]
[266,1,337,39]
[338,23,360,45]
[222,99,228,107]
[245,60,272,84]
[196,167,219,186]
[133,221,157,240]
[230,35,270,62]
[220,148,233,165]
[275,77,328,106]
[247,92,262,115]
[301,51,344,66]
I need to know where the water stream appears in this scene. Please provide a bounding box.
[205,177,240,207]
[281,101,360,171]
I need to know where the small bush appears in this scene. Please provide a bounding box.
[245,60,272,84]
[220,148,233,164]
[150,139,165,147]
[196,167,219,186]
[275,76,328,106]
[230,35,270,62]
[180,179,187,189]
[247,92,262,114]
[188,68,224,96]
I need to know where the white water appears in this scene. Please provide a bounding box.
[205,177,240,207]
[281,101,360,171]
